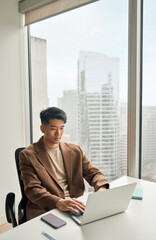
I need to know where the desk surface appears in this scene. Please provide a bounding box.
[1,176,156,240]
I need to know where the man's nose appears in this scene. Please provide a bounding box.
[56,129,61,136]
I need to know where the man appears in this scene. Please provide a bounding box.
[19,107,109,220]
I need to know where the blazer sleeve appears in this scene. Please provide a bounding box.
[19,151,61,211]
[80,148,109,191]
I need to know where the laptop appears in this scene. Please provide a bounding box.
[69,182,137,225]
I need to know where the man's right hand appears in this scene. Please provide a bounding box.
[56,198,85,214]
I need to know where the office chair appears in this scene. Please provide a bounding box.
[5,192,17,227]
[5,147,28,227]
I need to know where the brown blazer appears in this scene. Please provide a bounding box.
[19,137,109,220]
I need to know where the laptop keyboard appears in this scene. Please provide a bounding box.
[69,210,83,219]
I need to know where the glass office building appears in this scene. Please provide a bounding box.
[77,51,124,181]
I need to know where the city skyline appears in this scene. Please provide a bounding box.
[30,0,128,106]
[56,51,127,182]
[30,37,155,183]
[30,0,156,107]
[77,51,125,181]
[30,0,156,183]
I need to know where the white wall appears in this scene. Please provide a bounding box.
[0,0,30,224]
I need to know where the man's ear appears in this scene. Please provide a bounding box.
[40,125,45,133]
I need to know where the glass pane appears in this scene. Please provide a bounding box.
[30,0,128,182]
[142,0,156,182]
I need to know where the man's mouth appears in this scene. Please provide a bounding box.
[55,138,60,141]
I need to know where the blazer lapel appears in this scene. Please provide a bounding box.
[59,142,72,189]
[34,137,62,190]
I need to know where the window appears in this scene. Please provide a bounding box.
[142,0,156,182]
[29,0,128,182]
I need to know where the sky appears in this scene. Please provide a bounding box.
[142,0,156,106]
[30,0,156,106]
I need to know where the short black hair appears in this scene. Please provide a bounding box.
[40,107,67,125]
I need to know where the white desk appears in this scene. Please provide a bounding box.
[0,176,156,240]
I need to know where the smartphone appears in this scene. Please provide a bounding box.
[41,213,67,229]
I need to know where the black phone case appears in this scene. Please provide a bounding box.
[41,213,67,229]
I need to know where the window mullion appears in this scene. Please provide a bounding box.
[127,0,143,178]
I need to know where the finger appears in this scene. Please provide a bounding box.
[66,201,85,212]
[75,205,85,213]
[69,207,80,214]
[60,201,85,213]
[71,198,86,208]
[69,206,84,214]
[63,202,81,213]
[69,204,85,213]
[69,202,85,211]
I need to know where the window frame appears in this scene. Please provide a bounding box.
[127,0,143,179]
[27,0,144,180]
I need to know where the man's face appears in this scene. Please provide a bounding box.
[40,119,65,146]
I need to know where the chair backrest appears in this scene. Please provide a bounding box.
[15,148,26,199]
[15,148,28,224]
[5,192,17,228]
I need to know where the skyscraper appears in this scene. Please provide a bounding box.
[142,106,156,182]
[57,90,77,143]
[78,51,121,181]
[31,36,49,141]
[119,101,127,176]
